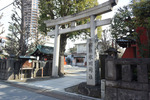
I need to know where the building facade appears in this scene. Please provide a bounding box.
[23,0,39,35]
[72,42,87,66]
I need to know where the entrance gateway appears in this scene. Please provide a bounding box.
[44,0,118,86]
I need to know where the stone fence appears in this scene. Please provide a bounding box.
[0,59,15,80]
[0,59,52,80]
[105,58,150,100]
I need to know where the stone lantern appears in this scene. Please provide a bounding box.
[105,47,120,58]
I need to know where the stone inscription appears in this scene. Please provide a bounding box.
[87,38,95,85]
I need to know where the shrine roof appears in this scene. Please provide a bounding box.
[30,45,54,56]
[105,47,120,53]
[19,56,37,59]
[116,37,136,48]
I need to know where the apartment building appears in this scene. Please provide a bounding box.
[23,0,39,35]
[23,0,54,46]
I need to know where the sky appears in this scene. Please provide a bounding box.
[0,0,131,51]
[99,0,131,20]
[0,0,14,36]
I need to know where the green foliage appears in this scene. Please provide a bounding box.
[38,0,101,37]
[132,1,150,28]
[4,24,20,56]
[111,6,135,39]
[111,0,150,58]
[38,0,77,34]
[96,15,102,39]
[131,0,150,57]
[38,0,101,54]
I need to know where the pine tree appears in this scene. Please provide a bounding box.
[111,0,150,57]
[4,24,19,56]
[111,6,134,39]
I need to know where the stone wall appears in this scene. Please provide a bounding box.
[0,59,52,80]
[0,59,17,80]
[105,58,150,100]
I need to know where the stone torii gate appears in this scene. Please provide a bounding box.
[44,0,118,86]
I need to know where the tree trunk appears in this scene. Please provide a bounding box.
[20,0,25,56]
[58,34,68,76]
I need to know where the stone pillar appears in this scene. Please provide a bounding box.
[6,59,14,80]
[21,69,23,80]
[137,64,148,83]
[36,61,39,69]
[122,65,132,82]
[52,24,60,77]
[58,55,64,76]
[90,15,97,38]
[31,68,33,78]
[101,79,106,99]
[105,58,116,80]
[86,15,99,86]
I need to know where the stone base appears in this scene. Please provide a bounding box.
[78,82,101,98]
[105,87,149,100]
[118,89,148,100]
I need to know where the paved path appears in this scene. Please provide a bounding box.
[64,65,86,74]
[6,65,101,100]
[23,65,87,91]
[0,81,59,100]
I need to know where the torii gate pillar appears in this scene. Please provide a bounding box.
[52,24,60,77]
[90,15,97,38]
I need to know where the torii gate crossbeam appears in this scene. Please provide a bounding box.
[44,0,118,85]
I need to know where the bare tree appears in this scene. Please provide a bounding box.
[10,0,28,56]
[9,0,47,56]
[98,28,112,54]
[0,14,5,34]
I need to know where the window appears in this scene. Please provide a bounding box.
[76,58,84,63]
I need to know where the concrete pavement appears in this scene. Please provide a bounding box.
[5,65,101,100]
[26,65,86,91]
[0,81,59,100]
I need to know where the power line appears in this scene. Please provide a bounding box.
[0,1,15,12]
